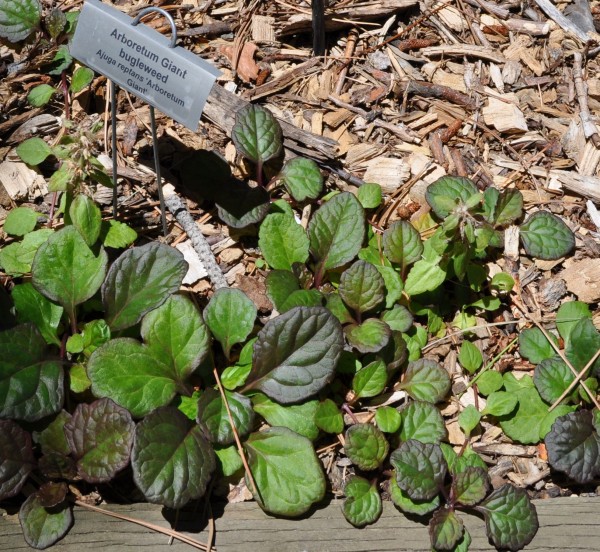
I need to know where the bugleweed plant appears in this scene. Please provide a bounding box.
[1,8,597,548]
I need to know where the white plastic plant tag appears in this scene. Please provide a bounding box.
[70,0,220,130]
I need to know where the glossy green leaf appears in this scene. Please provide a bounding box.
[342,476,382,527]
[400,359,450,403]
[391,440,446,500]
[32,226,107,319]
[345,318,391,353]
[534,356,576,405]
[519,328,556,364]
[490,272,514,292]
[399,401,446,444]
[357,183,382,209]
[458,405,481,436]
[102,241,187,331]
[556,301,591,342]
[381,305,413,333]
[204,288,256,358]
[16,137,52,165]
[545,410,600,483]
[339,260,385,314]
[0,228,53,277]
[483,187,523,227]
[375,406,401,433]
[280,289,323,311]
[308,192,365,272]
[12,283,62,346]
[0,324,63,422]
[454,466,489,505]
[88,295,210,417]
[259,213,309,271]
[280,157,323,201]
[214,444,242,477]
[69,194,101,246]
[476,370,503,396]
[231,104,282,164]
[344,423,389,471]
[426,176,479,218]
[352,359,387,399]
[19,494,72,550]
[458,340,483,374]
[265,270,299,311]
[70,66,94,93]
[476,484,538,551]
[0,419,34,501]
[565,317,600,376]
[481,391,518,417]
[382,220,423,268]
[100,220,138,249]
[429,508,464,551]
[374,265,403,309]
[4,206,38,236]
[64,398,134,483]
[246,306,343,403]
[48,164,72,192]
[198,388,254,445]
[404,259,447,296]
[520,211,575,260]
[389,475,440,515]
[27,83,55,106]
[132,407,216,509]
[315,399,344,434]
[245,426,325,516]
[252,393,319,440]
[0,0,41,42]
[69,364,90,394]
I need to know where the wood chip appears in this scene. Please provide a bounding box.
[559,259,600,303]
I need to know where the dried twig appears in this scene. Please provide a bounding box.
[533,0,591,43]
[573,52,600,147]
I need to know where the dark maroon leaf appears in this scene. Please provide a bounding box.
[0,419,34,500]
[37,481,68,508]
[19,493,73,550]
[33,410,72,456]
[38,453,77,481]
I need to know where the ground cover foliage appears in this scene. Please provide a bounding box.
[1,1,600,551]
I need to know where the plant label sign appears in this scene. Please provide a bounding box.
[70,0,220,130]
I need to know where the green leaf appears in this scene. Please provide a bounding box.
[453,466,489,506]
[32,226,107,320]
[399,401,446,444]
[231,104,282,164]
[69,194,101,246]
[19,494,72,550]
[520,211,575,260]
[342,476,382,527]
[399,358,450,403]
[404,259,447,296]
[27,83,55,106]
[221,355,253,391]
[4,206,38,236]
[344,423,389,471]
[246,306,343,404]
[339,260,385,314]
[100,219,138,249]
[102,241,187,331]
[391,440,446,500]
[490,272,514,293]
[280,289,323,311]
[345,318,391,353]
[375,406,401,433]
[88,295,210,417]
[565,317,600,376]
[382,220,423,268]
[484,187,523,227]
[389,475,440,515]
[48,45,72,75]
[556,301,591,342]
[458,405,481,436]
[204,288,256,358]
[545,410,600,483]
[12,283,62,346]
[534,356,576,405]
[0,0,41,42]
[259,213,309,271]
[64,398,134,483]
[376,265,403,309]
[481,391,518,417]
[0,324,63,422]
[280,157,323,201]
[429,508,464,551]
[198,388,255,445]
[70,66,94,93]
[48,164,72,192]
[69,364,91,393]
[132,407,215,509]
[0,228,53,276]
[16,137,52,165]
[476,485,539,551]
[245,426,325,516]
[45,7,66,39]
[252,393,319,440]
[426,176,479,218]
[0,419,34,501]
[315,399,344,434]
[476,370,503,396]
[214,445,242,477]
[458,340,483,374]
[308,192,365,272]
[266,270,300,311]
[381,305,413,333]
[357,183,383,209]
[519,327,556,364]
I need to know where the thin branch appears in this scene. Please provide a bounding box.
[573,52,600,147]
[549,347,600,410]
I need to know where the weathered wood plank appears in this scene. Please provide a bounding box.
[2,497,600,551]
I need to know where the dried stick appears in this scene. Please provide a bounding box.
[533,0,591,43]
[550,347,600,410]
[334,29,359,95]
[573,52,600,147]
[163,186,228,290]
